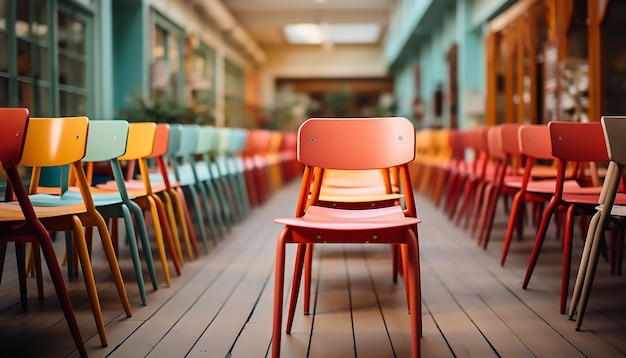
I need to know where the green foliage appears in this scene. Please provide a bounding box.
[324,86,352,116]
[118,91,214,125]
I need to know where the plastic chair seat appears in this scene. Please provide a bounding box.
[275,205,420,231]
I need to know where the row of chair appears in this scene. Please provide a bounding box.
[0,108,298,357]
[411,118,626,329]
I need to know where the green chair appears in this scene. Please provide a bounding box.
[64,120,158,304]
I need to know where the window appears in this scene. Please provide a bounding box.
[151,11,184,104]
[0,0,93,117]
[224,59,244,127]
[189,40,215,122]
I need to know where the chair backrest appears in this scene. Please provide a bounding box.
[82,120,129,162]
[148,123,170,158]
[517,124,553,160]
[118,122,157,161]
[549,121,607,162]
[298,117,415,169]
[500,123,522,157]
[167,124,183,156]
[21,116,89,167]
[195,125,215,154]
[0,108,29,169]
[177,124,200,156]
[601,116,626,166]
[487,125,505,160]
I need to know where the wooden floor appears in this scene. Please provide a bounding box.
[1,180,626,357]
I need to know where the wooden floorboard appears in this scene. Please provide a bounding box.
[0,179,625,357]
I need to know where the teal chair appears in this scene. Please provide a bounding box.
[60,120,158,305]
[197,126,233,233]
[170,125,218,252]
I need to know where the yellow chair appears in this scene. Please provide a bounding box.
[0,116,132,347]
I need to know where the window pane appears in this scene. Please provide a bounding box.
[0,77,8,107]
[18,81,33,108]
[0,0,6,30]
[73,58,85,87]
[34,0,48,41]
[17,39,31,77]
[37,45,49,82]
[0,33,7,72]
[59,53,69,84]
[59,90,70,115]
[153,26,165,60]
[15,0,29,37]
[58,11,69,49]
[71,19,84,54]
[36,85,51,116]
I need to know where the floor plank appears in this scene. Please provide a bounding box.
[0,179,625,357]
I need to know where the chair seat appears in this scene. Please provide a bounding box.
[505,179,581,193]
[0,201,86,220]
[274,205,420,231]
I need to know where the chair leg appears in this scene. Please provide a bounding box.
[522,197,558,289]
[272,229,289,358]
[303,243,314,315]
[15,242,28,310]
[560,204,576,314]
[92,212,132,317]
[38,229,88,357]
[127,200,158,290]
[121,205,148,305]
[152,195,182,276]
[286,243,307,332]
[568,211,601,318]
[70,216,108,346]
[501,191,525,265]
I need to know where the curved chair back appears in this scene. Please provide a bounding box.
[518,124,552,160]
[298,117,415,169]
[0,108,30,168]
[148,123,170,158]
[83,120,129,162]
[177,124,200,156]
[118,122,157,161]
[602,116,626,165]
[167,124,183,156]
[196,125,216,154]
[21,116,89,167]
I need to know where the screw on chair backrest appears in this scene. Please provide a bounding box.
[298,117,416,170]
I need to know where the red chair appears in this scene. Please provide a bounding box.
[0,108,86,356]
[272,117,421,357]
[477,123,521,248]
[522,121,626,313]
[500,124,579,266]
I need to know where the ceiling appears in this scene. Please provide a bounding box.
[219,0,395,49]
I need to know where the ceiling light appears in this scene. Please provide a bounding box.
[284,23,381,45]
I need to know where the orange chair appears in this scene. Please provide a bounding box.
[0,108,87,357]
[0,115,132,347]
[272,117,421,357]
[522,121,626,313]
